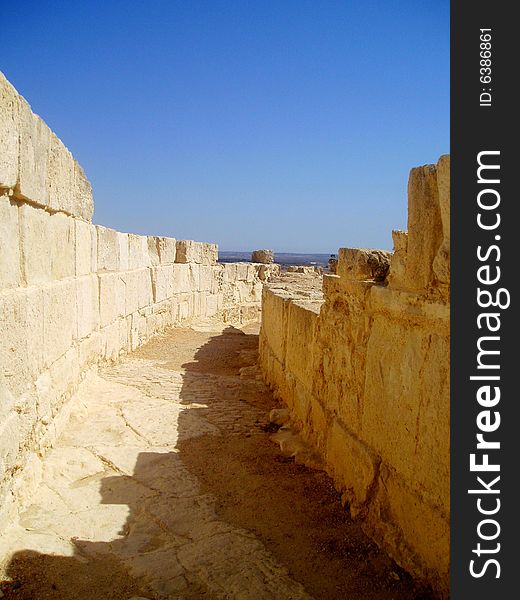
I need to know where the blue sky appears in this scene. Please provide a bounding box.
[2,1,449,253]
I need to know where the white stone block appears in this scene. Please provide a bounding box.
[0,287,44,396]
[0,73,19,189]
[120,270,139,315]
[96,226,120,272]
[0,194,21,288]
[152,265,174,303]
[118,232,129,271]
[16,100,51,208]
[73,160,94,221]
[98,272,126,327]
[171,264,195,294]
[43,279,76,367]
[76,275,99,339]
[147,236,160,266]
[128,234,150,269]
[158,236,176,264]
[75,220,97,276]
[137,268,153,309]
[47,132,74,215]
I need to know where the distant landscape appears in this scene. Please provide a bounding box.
[219,251,332,268]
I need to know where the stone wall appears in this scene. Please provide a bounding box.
[259,155,450,595]
[0,72,278,532]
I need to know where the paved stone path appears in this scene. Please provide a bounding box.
[0,320,426,600]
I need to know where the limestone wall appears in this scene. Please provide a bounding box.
[0,72,278,532]
[259,156,450,595]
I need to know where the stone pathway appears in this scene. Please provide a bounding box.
[0,320,427,600]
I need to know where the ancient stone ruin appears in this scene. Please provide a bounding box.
[1,71,449,598]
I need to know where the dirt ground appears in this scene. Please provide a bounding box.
[0,320,433,599]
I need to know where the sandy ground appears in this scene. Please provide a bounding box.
[0,319,433,599]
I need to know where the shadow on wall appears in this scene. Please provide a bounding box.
[0,327,432,600]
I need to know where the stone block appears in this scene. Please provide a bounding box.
[171,264,195,294]
[433,155,450,287]
[43,279,77,367]
[96,226,120,272]
[199,265,214,292]
[286,300,319,392]
[0,194,21,288]
[387,230,408,289]
[0,287,44,396]
[406,163,443,292]
[157,236,177,264]
[120,270,139,316]
[368,465,449,591]
[118,232,129,271]
[75,220,97,276]
[137,268,153,309]
[251,249,274,264]
[338,248,391,282]
[175,240,200,264]
[49,212,76,280]
[326,420,379,507]
[152,265,174,303]
[47,132,75,215]
[16,99,51,208]
[147,236,160,266]
[0,73,19,188]
[98,272,126,327]
[128,234,150,269]
[260,287,291,364]
[73,161,94,221]
[176,240,217,264]
[76,275,99,340]
[206,294,218,317]
[362,315,449,498]
[19,205,74,283]
[49,346,80,405]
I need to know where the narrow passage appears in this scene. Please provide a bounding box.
[0,319,430,600]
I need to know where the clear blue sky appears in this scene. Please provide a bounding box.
[2,0,449,253]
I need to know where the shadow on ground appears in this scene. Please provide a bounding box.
[0,325,433,599]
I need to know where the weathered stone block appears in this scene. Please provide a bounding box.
[73,161,94,221]
[176,240,217,265]
[98,272,125,327]
[20,205,75,283]
[368,465,449,592]
[128,234,150,269]
[43,280,77,367]
[433,155,450,287]
[118,232,129,271]
[338,248,391,282]
[76,275,99,340]
[75,220,97,276]
[251,249,274,264]
[0,194,21,288]
[261,287,291,365]
[147,237,160,266]
[406,163,443,292]
[47,132,75,215]
[286,300,319,392]
[16,100,51,208]
[387,230,408,289]
[96,226,120,272]
[171,264,196,294]
[0,288,44,396]
[0,73,19,188]
[137,268,153,309]
[157,236,177,264]
[326,420,378,507]
[152,265,174,303]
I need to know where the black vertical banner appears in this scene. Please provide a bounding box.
[451,1,518,598]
